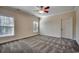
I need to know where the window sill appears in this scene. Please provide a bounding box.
[0,34,14,37]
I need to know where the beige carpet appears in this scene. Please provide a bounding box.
[0,35,79,53]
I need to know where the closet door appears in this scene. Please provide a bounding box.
[62,17,73,39]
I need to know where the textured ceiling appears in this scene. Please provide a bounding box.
[10,6,75,17]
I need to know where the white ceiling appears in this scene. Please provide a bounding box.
[10,6,75,17]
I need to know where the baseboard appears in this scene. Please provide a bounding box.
[0,34,39,45]
[40,34,61,38]
[76,40,79,46]
[61,37,72,40]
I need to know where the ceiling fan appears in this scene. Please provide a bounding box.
[34,6,50,14]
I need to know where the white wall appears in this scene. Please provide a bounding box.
[62,17,73,39]
[75,7,79,45]
[40,16,61,38]
[40,12,75,39]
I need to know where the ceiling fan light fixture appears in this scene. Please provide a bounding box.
[34,6,50,14]
[39,10,45,14]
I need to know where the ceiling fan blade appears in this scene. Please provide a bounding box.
[33,6,50,14]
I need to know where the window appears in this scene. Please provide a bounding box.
[33,20,39,32]
[0,16,14,37]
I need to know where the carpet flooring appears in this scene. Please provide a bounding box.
[0,35,79,53]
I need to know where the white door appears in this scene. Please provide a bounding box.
[62,17,73,39]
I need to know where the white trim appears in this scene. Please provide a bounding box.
[76,40,79,45]
[0,34,14,37]
[40,34,61,38]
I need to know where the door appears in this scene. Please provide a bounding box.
[61,17,73,39]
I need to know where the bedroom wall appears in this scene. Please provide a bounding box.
[0,7,39,44]
[75,7,79,45]
[40,15,61,37]
[40,11,76,38]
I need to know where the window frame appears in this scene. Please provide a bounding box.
[0,15,15,37]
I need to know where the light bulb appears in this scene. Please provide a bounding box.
[39,10,45,14]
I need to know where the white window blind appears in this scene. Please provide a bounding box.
[0,16,14,37]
